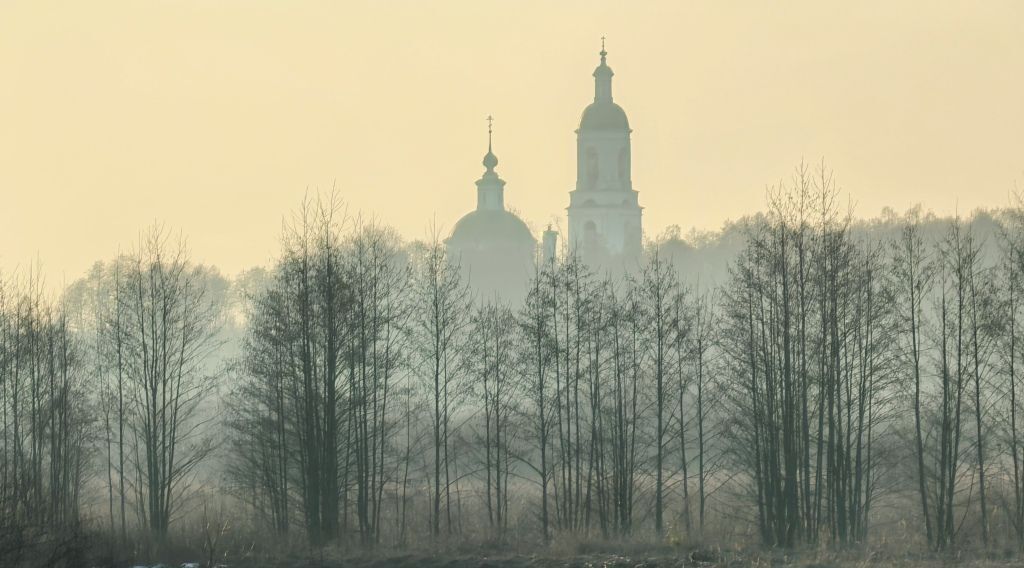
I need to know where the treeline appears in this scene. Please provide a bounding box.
[218,196,735,549]
[719,166,1023,550]
[0,272,90,564]
[1,169,1023,565]
[0,231,226,564]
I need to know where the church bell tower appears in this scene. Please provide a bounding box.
[566,40,643,265]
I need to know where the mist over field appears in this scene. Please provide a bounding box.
[3,2,1024,567]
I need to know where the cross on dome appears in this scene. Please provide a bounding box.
[482,115,498,172]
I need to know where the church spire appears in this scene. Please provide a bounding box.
[476,115,505,211]
[594,36,613,102]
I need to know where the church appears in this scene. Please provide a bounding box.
[446,43,643,301]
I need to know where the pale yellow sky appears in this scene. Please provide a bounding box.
[2,1,1022,286]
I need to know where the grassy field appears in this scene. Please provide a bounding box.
[186,542,1024,568]
[219,551,1024,568]
[9,524,1022,567]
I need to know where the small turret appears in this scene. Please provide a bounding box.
[542,226,558,263]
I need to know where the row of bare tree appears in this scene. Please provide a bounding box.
[721,165,1024,550]
[0,273,88,562]
[222,197,733,549]
[3,177,1023,557]
[0,230,224,565]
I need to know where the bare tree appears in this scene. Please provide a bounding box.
[469,299,519,539]
[891,210,935,546]
[719,163,896,547]
[113,228,222,538]
[688,288,717,532]
[635,250,682,538]
[345,220,412,546]
[0,268,92,563]
[410,230,468,539]
[227,196,351,544]
[999,194,1024,547]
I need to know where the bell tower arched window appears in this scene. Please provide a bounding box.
[585,147,598,189]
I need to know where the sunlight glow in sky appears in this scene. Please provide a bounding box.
[2,1,1022,287]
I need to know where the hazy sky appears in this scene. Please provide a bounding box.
[2,1,1022,286]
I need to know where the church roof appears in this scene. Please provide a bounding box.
[448,209,535,250]
[579,101,630,131]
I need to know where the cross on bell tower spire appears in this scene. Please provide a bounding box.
[487,114,494,153]
[593,36,613,102]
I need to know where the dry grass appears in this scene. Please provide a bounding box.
[7,521,1024,567]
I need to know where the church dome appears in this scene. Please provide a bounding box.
[448,209,535,250]
[579,101,629,131]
